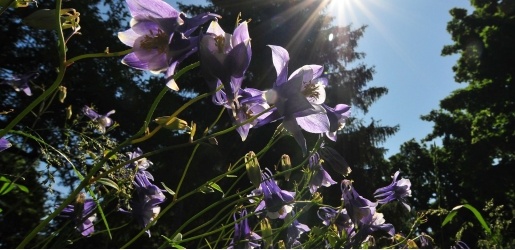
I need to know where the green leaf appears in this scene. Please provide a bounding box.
[96,178,119,191]
[0,182,14,195]
[199,185,214,194]
[16,183,29,193]
[161,182,175,195]
[225,174,237,178]
[442,204,491,235]
[208,182,224,196]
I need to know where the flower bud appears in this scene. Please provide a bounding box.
[277,240,286,249]
[154,116,190,131]
[280,154,291,181]
[260,218,273,248]
[58,86,67,103]
[65,105,72,120]
[407,239,418,249]
[244,151,261,189]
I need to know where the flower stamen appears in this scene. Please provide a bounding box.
[140,29,169,54]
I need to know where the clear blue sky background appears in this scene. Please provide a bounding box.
[170,0,474,157]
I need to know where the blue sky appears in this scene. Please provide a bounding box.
[326,0,473,156]
[170,0,474,157]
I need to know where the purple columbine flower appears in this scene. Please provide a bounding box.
[214,88,271,141]
[286,212,310,248]
[341,180,394,246]
[120,172,166,237]
[317,207,355,239]
[260,45,327,155]
[0,137,12,152]
[228,209,261,249]
[254,169,295,219]
[118,0,219,90]
[200,20,251,109]
[0,72,39,96]
[126,148,154,181]
[58,194,97,237]
[373,171,412,211]
[308,152,336,194]
[82,105,115,134]
[321,104,351,141]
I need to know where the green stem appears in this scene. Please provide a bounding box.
[65,48,133,66]
[15,0,67,247]
[173,143,199,201]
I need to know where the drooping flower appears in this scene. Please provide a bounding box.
[126,147,154,181]
[260,45,327,155]
[286,212,310,248]
[120,172,166,237]
[0,137,12,152]
[317,207,355,239]
[58,193,97,236]
[118,0,219,90]
[200,20,251,108]
[341,180,394,246]
[317,145,352,176]
[321,104,351,141]
[0,72,39,96]
[373,171,412,211]
[82,105,115,134]
[307,152,336,194]
[254,169,295,219]
[228,209,261,249]
[214,88,271,141]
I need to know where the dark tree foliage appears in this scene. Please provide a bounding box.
[389,0,515,248]
[1,0,397,247]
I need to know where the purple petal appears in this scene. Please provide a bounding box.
[0,137,12,152]
[126,0,179,20]
[268,45,289,86]
[296,113,331,133]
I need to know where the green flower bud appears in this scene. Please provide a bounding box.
[58,86,67,103]
[260,218,273,248]
[280,154,291,181]
[277,240,286,249]
[407,239,418,249]
[244,151,261,189]
[65,105,72,120]
[154,116,191,131]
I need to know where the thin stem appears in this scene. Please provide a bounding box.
[15,0,68,246]
[65,48,133,66]
[173,144,200,201]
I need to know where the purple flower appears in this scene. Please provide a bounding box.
[341,180,395,246]
[286,213,310,248]
[1,72,39,96]
[308,152,336,194]
[373,171,412,211]
[260,45,327,155]
[321,104,351,141]
[255,169,295,219]
[58,194,97,237]
[82,105,115,134]
[317,207,355,239]
[228,209,261,249]
[126,148,154,181]
[120,172,166,237]
[0,137,12,152]
[317,145,352,176]
[118,0,219,90]
[200,20,251,108]
[214,88,271,141]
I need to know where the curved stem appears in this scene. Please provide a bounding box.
[173,143,199,201]
[65,48,133,66]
